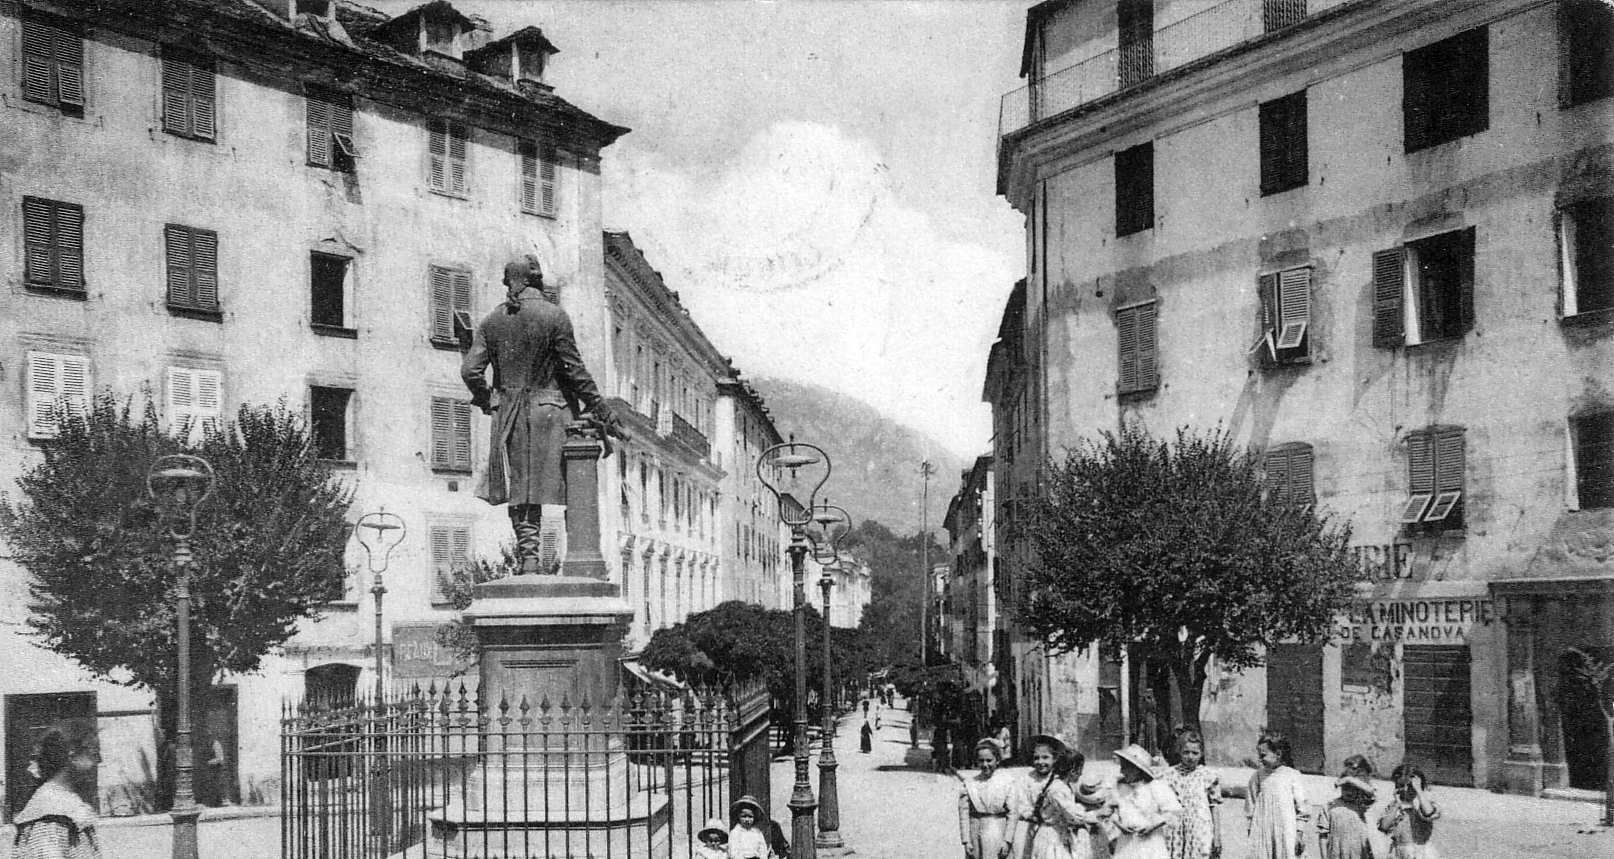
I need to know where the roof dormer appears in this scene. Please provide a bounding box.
[370,1,476,60]
[467,26,559,90]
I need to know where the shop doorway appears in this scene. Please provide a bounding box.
[1265,643,1325,773]
[1557,647,1611,790]
[1403,645,1473,787]
[4,692,98,821]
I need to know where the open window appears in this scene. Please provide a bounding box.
[1253,266,1312,364]
[1372,228,1476,347]
[1558,198,1612,318]
[1570,411,1614,510]
[310,252,354,335]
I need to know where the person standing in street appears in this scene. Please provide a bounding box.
[1110,744,1182,859]
[1003,734,1099,859]
[958,738,1015,858]
[12,728,102,859]
[1163,731,1221,859]
[1378,764,1439,859]
[861,719,874,753]
[1317,755,1375,859]
[1245,733,1308,859]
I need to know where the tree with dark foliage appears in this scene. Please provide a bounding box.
[1013,424,1360,735]
[2,394,353,807]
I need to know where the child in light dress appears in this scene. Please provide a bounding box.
[1317,755,1375,859]
[697,817,730,859]
[1377,764,1439,859]
[1244,732,1307,859]
[1004,734,1102,859]
[728,795,774,859]
[1162,731,1220,859]
[1110,743,1183,859]
[958,738,1016,858]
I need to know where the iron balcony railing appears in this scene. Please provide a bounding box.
[999,0,1357,140]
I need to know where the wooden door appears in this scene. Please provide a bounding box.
[5,692,98,820]
[1266,643,1325,773]
[1403,645,1473,786]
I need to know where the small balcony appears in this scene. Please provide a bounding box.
[671,413,711,458]
[999,0,1355,140]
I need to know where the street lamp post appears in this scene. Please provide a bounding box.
[807,502,851,852]
[147,455,216,859]
[758,438,831,859]
[355,511,406,847]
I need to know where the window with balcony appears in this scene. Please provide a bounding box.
[1562,0,1614,106]
[1259,90,1307,196]
[22,197,85,297]
[21,15,84,113]
[1114,141,1154,237]
[1558,198,1612,318]
[1399,427,1465,531]
[1403,27,1488,152]
[1371,228,1476,347]
[1571,411,1614,510]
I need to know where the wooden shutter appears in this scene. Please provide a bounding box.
[429,266,453,341]
[189,62,215,140]
[430,526,452,603]
[450,269,471,316]
[539,143,557,217]
[1407,431,1435,494]
[1136,301,1158,390]
[167,367,195,440]
[1372,248,1405,347]
[1116,305,1139,392]
[430,397,452,465]
[428,122,448,191]
[54,26,83,107]
[165,224,193,305]
[1275,267,1311,350]
[194,369,222,439]
[1434,428,1465,492]
[451,401,472,469]
[23,197,55,287]
[1265,448,1292,505]
[162,56,190,135]
[1290,444,1315,505]
[520,140,538,213]
[306,95,332,166]
[21,19,54,103]
[192,229,218,309]
[55,203,84,290]
[28,351,89,438]
[448,124,467,193]
[1258,273,1278,331]
[1456,227,1477,333]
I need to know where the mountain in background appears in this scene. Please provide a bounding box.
[748,377,972,536]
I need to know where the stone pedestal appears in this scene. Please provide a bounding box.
[419,426,667,857]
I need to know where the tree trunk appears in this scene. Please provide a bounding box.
[1161,647,1209,741]
[1604,712,1613,827]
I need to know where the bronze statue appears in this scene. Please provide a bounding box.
[461,255,618,574]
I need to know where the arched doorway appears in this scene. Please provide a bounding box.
[1557,647,1611,790]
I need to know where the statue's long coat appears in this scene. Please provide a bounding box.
[460,294,604,506]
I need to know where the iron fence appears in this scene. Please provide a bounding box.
[282,681,771,859]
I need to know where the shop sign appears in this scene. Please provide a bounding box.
[1335,598,1496,644]
[1352,541,1416,580]
[392,622,473,679]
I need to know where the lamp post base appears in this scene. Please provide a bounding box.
[170,804,200,859]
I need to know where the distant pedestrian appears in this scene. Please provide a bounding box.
[696,818,731,859]
[1163,731,1220,859]
[1111,743,1182,859]
[1244,732,1307,859]
[1378,764,1439,859]
[957,738,1015,858]
[997,724,1014,762]
[863,699,870,716]
[1318,756,1375,859]
[13,728,102,859]
[932,723,954,774]
[861,720,874,753]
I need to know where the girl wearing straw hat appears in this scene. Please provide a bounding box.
[1003,733,1101,859]
[1110,743,1183,859]
[697,818,731,859]
[958,737,1016,858]
[729,796,774,859]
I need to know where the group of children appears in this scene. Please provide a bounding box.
[957,730,1439,859]
[695,795,788,859]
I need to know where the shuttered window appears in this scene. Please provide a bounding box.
[166,366,222,445]
[23,197,85,294]
[1258,90,1307,196]
[1403,27,1488,153]
[1117,0,1153,88]
[428,120,468,195]
[429,524,471,605]
[1563,0,1614,106]
[1262,0,1306,33]
[428,265,471,345]
[1401,427,1465,527]
[305,88,356,169]
[1115,301,1158,395]
[164,225,220,314]
[1571,411,1614,510]
[1264,443,1315,508]
[520,139,558,217]
[1115,141,1154,237]
[161,53,216,141]
[26,351,90,440]
[1558,198,1614,317]
[430,396,473,471]
[21,16,84,110]
[1255,266,1312,362]
[1371,247,1405,348]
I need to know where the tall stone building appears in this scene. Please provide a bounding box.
[714,375,789,610]
[0,0,624,811]
[995,0,1613,794]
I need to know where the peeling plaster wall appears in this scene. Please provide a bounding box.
[1021,1,1612,787]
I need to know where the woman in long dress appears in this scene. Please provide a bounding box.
[1245,733,1308,859]
[1003,734,1099,859]
[13,728,103,859]
[959,738,1016,858]
[1111,744,1183,859]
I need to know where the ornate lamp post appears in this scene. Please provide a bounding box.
[806,501,850,852]
[758,437,831,859]
[355,511,407,703]
[146,454,215,859]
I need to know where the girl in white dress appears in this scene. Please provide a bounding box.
[1003,734,1100,859]
[959,738,1017,858]
[1245,733,1308,859]
[1111,743,1183,859]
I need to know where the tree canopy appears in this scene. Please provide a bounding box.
[1013,423,1361,734]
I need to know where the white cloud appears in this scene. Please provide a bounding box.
[603,121,1018,457]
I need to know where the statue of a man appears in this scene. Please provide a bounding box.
[461,255,617,574]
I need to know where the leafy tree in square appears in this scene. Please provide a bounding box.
[2,393,353,807]
[1012,423,1360,738]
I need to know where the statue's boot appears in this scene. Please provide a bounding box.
[511,506,543,574]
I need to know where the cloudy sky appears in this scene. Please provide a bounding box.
[376,0,1028,457]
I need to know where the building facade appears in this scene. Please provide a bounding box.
[601,230,728,651]
[714,376,789,610]
[1,0,625,813]
[996,0,1614,793]
[942,455,1006,730]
